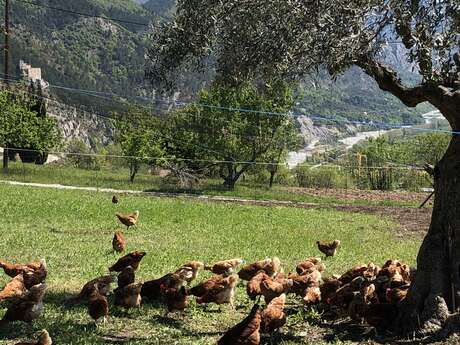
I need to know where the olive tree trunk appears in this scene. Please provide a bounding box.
[358,59,460,335]
[397,134,460,335]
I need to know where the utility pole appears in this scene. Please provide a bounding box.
[2,0,9,170]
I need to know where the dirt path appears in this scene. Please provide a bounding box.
[0,179,431,237]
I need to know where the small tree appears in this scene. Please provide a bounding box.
[115,109,165,183]
[0,90,61,169]
[165,81,298,190]
[262,121,301,188]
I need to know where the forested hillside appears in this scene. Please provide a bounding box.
[3,0,153,110]
[2,0,430,124]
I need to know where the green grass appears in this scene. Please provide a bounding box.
[0,184,421,344]
[0,162,423,207]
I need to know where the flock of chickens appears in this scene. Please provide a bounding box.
[0,196,414,344]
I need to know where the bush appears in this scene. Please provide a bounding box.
[397,169,432,192]
[273,165,295,186]
[65,139,102,170]
[294,165,350,189]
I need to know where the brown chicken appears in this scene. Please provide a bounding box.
[66,275,114,307]
[218,304,261,345]
[0,259,42,278]
[260,277,293,303]
[339,264,369,284]
[109,251,146,272]
[0,283,47,325]
[296,257,325,276]
[289,270,322,305]
[112,195,119,204]
[378,260,410,284]
[114,282,142,309]
[348,283,377,321]
[112,231,126,253]
[141,272,186,301]
[88,286,109,323]
[247,271,270,300]
[77,275,114,300]
[14,329,52,345]
[320,277,342,304]
[238,257,281,281]
[23,259,47,289]
[301,285,320,305]
[116,210,139,230]
[316,240,341,258]
[0,274,26,302]
[363,263,381,280]
[163,285,189,313]
[190,274,239,308]
[118,266,135,289]
[261,293,286,334]
[289,270,321,293]
[175,261,205,284]
[329,280,361,309]
[386,283,410,304]
[205,258,245,276]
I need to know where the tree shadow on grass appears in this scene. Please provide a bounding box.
[0,317,94,341]
[298,308,431,345]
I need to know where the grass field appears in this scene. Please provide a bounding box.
[1,162,427,207]
[0,183,424,344]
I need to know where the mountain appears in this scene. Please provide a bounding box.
[5,0,154,111]
[297,65,431,127]
[4,0,431,128]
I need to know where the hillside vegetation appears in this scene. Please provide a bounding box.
[3,0,430,124]
[5,0,153,109]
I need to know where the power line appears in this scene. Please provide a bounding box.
[16,0,151,27]
[2,74,454,136]
[43,79,446,135]
[1,79,294,145]
[2,146,427,170]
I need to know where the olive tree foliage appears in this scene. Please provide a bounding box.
[146,0,460,336]
[164,82,299,189]
[147,1,460,112]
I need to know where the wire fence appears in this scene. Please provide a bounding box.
[0,148,434,205]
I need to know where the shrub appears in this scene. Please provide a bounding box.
[65,139,102,170]
[294,165,349,189]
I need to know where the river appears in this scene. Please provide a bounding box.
[287,110,444,169]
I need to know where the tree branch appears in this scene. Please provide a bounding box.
[357,58,428,108]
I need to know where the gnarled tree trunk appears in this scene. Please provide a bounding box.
[358,59,460,336]
[397,133,460,335]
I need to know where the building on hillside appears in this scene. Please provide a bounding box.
[19,60,49,89]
